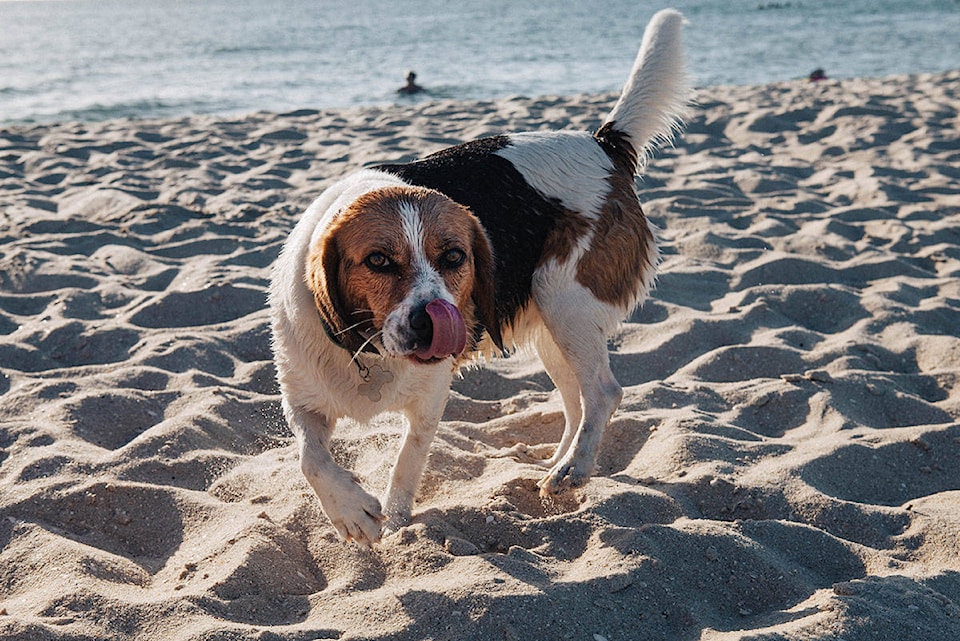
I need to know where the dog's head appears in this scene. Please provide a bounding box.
[306,186,501,362]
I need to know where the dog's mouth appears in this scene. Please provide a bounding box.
[411,299,467,363]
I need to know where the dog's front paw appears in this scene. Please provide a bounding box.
[322,484,386,546]
[537,456,591,497]
[382,511,411,538]
[381,490,414,537]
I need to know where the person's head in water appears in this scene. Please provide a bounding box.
[398,71,424,95]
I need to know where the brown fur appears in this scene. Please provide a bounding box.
[306,186,500,355]
[575,172,656,306]
[540,206,592,267]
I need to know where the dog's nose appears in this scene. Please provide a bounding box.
[409,307,433,345]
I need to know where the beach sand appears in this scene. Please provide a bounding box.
[1,70,959,640]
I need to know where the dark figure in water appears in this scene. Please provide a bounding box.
[398,71,424,95]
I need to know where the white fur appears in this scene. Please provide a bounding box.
[603,8,691,167]
[495,131,614,218]
[382,200,456,356]
[269,9,688,546]
[398,200,426,261]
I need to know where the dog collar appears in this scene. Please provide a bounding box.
[317,311,381,356]
[316,311,392,401]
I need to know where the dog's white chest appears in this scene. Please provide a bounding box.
[313,354,454,422]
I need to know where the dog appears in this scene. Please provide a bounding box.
[269,9,689,545]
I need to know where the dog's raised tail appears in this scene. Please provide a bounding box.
[597,8,690,172]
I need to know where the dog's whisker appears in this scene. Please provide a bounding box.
[350,330,383,366]
[335,318,375,336]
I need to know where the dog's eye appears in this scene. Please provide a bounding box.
[364,252,395,273]
[439,248,466,270]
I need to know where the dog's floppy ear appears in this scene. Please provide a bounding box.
[469,216,503,351]
[306,232,371,355]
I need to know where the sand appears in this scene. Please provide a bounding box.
[1,70,959,641]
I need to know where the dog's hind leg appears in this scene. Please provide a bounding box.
[496,328,584,466]
[534,329,587,466]
[533,286,624,496]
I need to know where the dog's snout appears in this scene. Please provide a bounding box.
[409,307,433,344]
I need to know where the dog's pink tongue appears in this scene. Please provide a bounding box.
[415,299,467,360]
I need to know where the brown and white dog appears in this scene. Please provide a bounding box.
[269,9,689,545]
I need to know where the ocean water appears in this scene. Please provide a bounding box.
[1,0,959,124]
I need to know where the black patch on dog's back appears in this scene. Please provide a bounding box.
[594,122,639,173]
[375,135,565,334]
